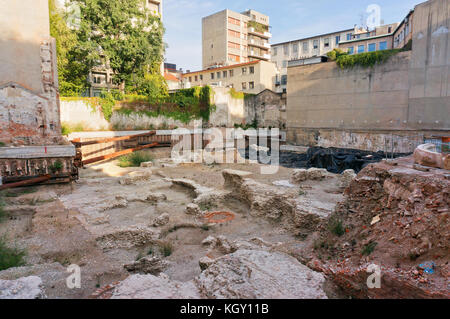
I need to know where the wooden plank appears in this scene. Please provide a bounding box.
[82,142,159,165]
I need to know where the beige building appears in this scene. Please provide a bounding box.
[271,28,354,93]
[202,9,272,70]
[182,60,278,94]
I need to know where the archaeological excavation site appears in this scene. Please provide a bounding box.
[0,0,449,304]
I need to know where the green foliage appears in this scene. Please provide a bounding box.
[99,91,117,121]
[116,85,216,124]
[0,142,5,147]
[61,123,72,135]
[328,217,345,237]
[335,49,401,69]
[229,88,245,99]
[0,237,26,271]
[49,160,63,173]
[128,67,169,101]
[0,195,5,222]
[49,0,89,96]
[73,0,165,86]
[118,151,153,167]
[248,20,269,33]
[326,48,349,61]
[362,242,377,256]
[159,241,173,257]
[234,118,258,130]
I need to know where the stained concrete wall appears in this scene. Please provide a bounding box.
[286,0,450,153]
[408,0,450,130]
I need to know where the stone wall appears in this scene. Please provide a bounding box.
[245,89,286,128]
[286,0,449,153]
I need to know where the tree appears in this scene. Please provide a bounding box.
[73,0,165,87]
[49,0,90,96]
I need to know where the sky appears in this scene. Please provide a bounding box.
[163,0,422,71]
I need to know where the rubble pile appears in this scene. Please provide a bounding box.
[305,156,449,298]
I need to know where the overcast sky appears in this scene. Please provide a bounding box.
[163,0,422,71]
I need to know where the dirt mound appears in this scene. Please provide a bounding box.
[303,156,449,299]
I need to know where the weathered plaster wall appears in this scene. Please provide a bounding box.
[210,87,245,127]
[60,99,111,131]
[0,0,63,146]
[0,0,50,93]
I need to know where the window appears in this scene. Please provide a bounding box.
[211,73,214,80]
[281,75,287,85]
[324,38,330,47]
[283,44,289,55]
[228,54,240,62]
[273,47,277,56]
[211,44,213,48]
[189,77,192,82]
[194,75,198,81]
[379,41,387,50]
[242,67,247,75]
[228,42,240,50]
[303,42,308,52]
[335,35,340,45]
[348,47,354,54]
[282,61,287,68]
[229,69,234,77]
[358,45,365,53]
[223,71,227,78]
[292,43,298,53]
[249,82,254,89]
[200,75,203,81]
[228,17,241,26]
[313,40,319,49]
[388,26,392,33]
[217,72,221,79]
[228,29,240,38]
[242,82,247,90]
[249,66,255,74]
[355,34,361,39]
[346,33,352,41]
[368,43,376,52]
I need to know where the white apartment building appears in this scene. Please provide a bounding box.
[202,9,272,70]
[271,28,354,93]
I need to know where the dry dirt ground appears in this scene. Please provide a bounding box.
[0,149,348,299]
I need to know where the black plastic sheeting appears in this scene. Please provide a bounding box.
[240,146,410,174]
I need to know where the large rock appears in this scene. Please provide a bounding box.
[291,168,328,183]
[96,226,159,250]
[222,169,253,190]
[195,250,327,299]
[185,203,202,216]
[0,276,46,299]
[340,169,356,188]
[110,274,201,299]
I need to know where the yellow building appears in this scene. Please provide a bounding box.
[182,60,278,94]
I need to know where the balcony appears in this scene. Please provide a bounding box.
[248,27,272,39]
[248,50,271,61]
[248,38,271,50]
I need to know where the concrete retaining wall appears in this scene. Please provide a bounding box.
[286,0,449,153]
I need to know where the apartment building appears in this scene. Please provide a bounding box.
[182,60,277,94]
[271,28,354,93]
[202,9,272,70]
[338,23,399,55]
